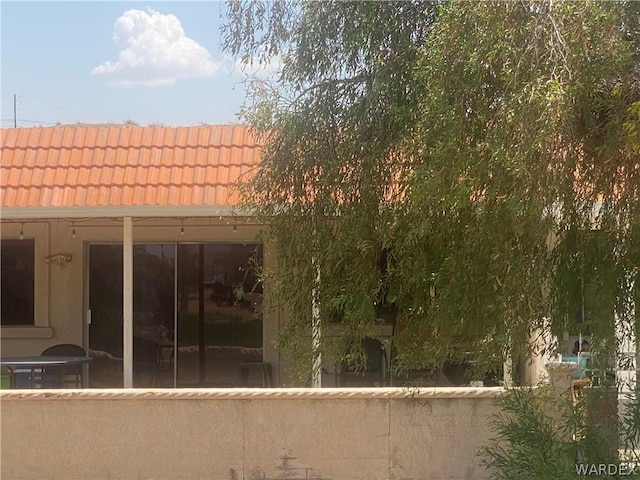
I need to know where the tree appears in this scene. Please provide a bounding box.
[223,1,640,383]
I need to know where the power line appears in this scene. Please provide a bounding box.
[3,93,58,127]
[2,95,128,127]
[19,96,125,117]
[1,118,59,126]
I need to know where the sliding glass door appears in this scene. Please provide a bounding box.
[175,243,263,387]
[88,242,262,388]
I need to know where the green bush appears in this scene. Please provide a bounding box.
[481,386,622,479]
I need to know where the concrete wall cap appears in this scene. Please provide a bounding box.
[0,386,506,401]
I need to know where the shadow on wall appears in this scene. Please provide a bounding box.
[235,450,331,480]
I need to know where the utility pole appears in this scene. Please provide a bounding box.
[13,94,17,128]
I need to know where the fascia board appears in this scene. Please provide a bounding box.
[0,205,256,220]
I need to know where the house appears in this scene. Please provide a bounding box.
[0,124,287,387]
[0,124,560,389]
[5,124,621,390]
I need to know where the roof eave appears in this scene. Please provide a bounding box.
[0,205,255,220]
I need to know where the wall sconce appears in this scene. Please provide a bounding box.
[45,253,73,267]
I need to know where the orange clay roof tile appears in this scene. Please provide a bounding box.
[1,125,262,209]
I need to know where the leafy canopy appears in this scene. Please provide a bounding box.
[223,1,640,382]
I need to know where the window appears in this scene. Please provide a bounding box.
[1,239,35,325]
[560,230,615,337]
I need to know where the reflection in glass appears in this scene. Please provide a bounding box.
[177,243,263,387]
[1,239,35,326]
[88,244,124,387]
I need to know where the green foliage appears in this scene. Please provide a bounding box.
[223,1,640,382]
[481,386,620,479]
[619,392,640,461]
[481,387,576,479]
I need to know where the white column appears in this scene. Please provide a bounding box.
[311,256,322,388]
[630,276,636,392]
[503,332,513,387]
[618,275,636,394]
[123,216,133,388]
[503,351,513,387]
[173,247,178,388]
[539,317,559,383]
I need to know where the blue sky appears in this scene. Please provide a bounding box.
[1,1,272,127]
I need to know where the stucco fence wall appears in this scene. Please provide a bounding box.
[1,387,503,480]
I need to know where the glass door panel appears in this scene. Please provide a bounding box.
[175,244,203,386]
[88,244,175,388]
[88,245,124,387]
[88,242,262,388]
[176,243,263,387]
[132,244,175,387]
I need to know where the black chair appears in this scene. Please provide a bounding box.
[41,343,87,388]
[386,347,437,387]
[157,343,175,387]
[336,337,387,387]
[239,361,273,387]
[133,337,162,387]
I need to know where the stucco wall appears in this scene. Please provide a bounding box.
[0,387,502,480]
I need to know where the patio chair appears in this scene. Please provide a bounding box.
[336,337,387,387]
[41,343,87,388]
[239,361,273,387]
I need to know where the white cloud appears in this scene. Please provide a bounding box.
[234,55,283,80]
[92,8,220,87]
[228,44,284,80]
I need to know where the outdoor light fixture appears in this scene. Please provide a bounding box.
[45,253,73,267]
[71,223,77,238]
[180,219,185,236]
[233,225,237,233]
[19,223,24,240]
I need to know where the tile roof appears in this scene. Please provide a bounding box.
[1,125,262,213]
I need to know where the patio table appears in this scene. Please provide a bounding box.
[0,356,92,388]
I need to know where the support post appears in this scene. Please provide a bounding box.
[311,255,322,388]
[123,216,133,388]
